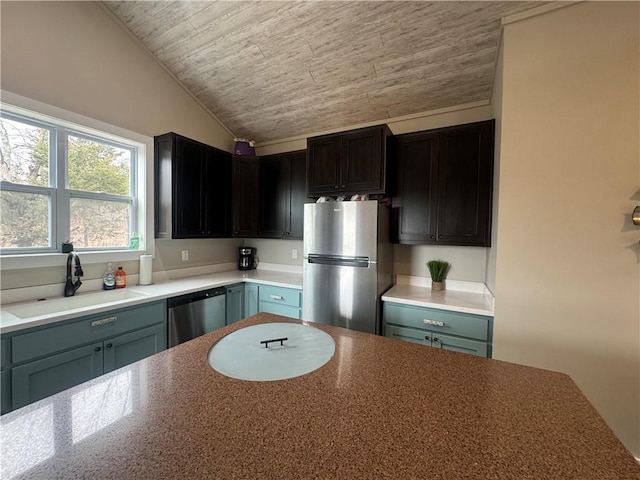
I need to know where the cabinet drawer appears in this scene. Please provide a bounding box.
[383,303,490,341]
[12,301,166,364]
[258,302,301,320]
[258,286,301,308]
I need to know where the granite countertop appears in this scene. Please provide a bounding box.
[1,313,638,479]
[0,268,303,333]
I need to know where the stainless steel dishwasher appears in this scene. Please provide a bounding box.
[167,287,226,347]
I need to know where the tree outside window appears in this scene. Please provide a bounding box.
[0,112,137,252]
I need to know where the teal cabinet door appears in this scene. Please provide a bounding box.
[1,369,10,414]
[1,337,9,414]
[245,284,259,318]
[12,342,103,410]
[103,324,165,373]
[385,324,431,346]
[226,284,245,325]
[431,334,488,357]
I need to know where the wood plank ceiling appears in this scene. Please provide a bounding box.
[102,1,546,144]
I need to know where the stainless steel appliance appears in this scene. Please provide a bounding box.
[167,287,226,347]
[302,200,393,334]
[238,247,257,270]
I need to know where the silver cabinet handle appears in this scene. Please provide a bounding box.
[270,295,283,300]
[91,316,117,327]
[423,319,444,327]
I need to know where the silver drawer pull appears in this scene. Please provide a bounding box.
[270,295,284,300]
[91,316,117,327]
[423,319,444,327]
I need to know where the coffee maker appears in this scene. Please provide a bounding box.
[238,247,257,270]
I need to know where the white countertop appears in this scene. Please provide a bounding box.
[1,270,494,335]
[382,277,494,317]
[0,268,302,334]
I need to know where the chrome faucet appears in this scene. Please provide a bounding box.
[64,251,83,297]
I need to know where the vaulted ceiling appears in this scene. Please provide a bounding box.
[102,1,546,144]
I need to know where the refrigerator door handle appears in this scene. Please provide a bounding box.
[307,254,371,268]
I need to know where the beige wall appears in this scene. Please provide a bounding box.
[255,104,493,156]
[494,1,640,456]
[256,104,495,281]
[0,1,233,151]
[0,1,239,288]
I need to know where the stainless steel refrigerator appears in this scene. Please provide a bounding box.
[302,200,393,334]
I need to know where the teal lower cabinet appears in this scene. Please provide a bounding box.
[12,342,104,410]
[1,338,10,414]
[258,285,302,320]
[103,323,165,373]
[226,284,245,325]
[245,284,259,318]
[1,368,11,414]
[6,300,166,413]
[227,283,303,324]
[383,302,493,358]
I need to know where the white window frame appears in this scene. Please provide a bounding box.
[0,91,154,270]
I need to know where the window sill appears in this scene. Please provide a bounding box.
[1,249,153,271]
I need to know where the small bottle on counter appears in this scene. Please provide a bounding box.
[103,263,116,290]
[115,266,127,289]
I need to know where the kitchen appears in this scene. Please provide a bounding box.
[0,0,638,475]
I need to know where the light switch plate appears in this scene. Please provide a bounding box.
[291,249,298,260]
[181,250,189,261]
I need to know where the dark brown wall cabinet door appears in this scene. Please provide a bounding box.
[341,128,383,192]
[393,131,439,244]
[154,133,231,239]
[174,136,207,237]
[287,151,307,239]
[205,147,232,237]
[306,135,341,196]
[393,120,494,247]
[232,155,259,238]
[259,150,307,240]
[306,125,391,197]
[437,121,494,246]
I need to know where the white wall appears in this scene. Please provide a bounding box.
[494,2,640,456]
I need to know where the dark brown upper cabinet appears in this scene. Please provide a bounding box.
[231,155,259,238]
[393,120,495,247]
[259,150,308,240]
[154,133,231,239]
[306,125,393,197]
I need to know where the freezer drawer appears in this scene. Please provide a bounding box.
[302,261,378,334]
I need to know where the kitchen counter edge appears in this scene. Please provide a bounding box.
[0,269,302,334]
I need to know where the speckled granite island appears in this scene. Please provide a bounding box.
[2,313,638,479]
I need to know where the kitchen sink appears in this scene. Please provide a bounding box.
[3,289,151,319]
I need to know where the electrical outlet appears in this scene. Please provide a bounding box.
[181,250,189,261]
[292,249,298,260]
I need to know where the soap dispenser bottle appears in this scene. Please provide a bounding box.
[115,266,127,289]
[103,263,116,290]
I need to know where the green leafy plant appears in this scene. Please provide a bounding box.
[427,260,450,282]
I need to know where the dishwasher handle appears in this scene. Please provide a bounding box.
[167,287,226,308]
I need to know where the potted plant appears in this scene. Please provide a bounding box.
[427,260,450,291]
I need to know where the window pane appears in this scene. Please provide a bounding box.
[0,117,50,186]
[67,135,131,195]
[70,197,130,248]
[0,190,50,248]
